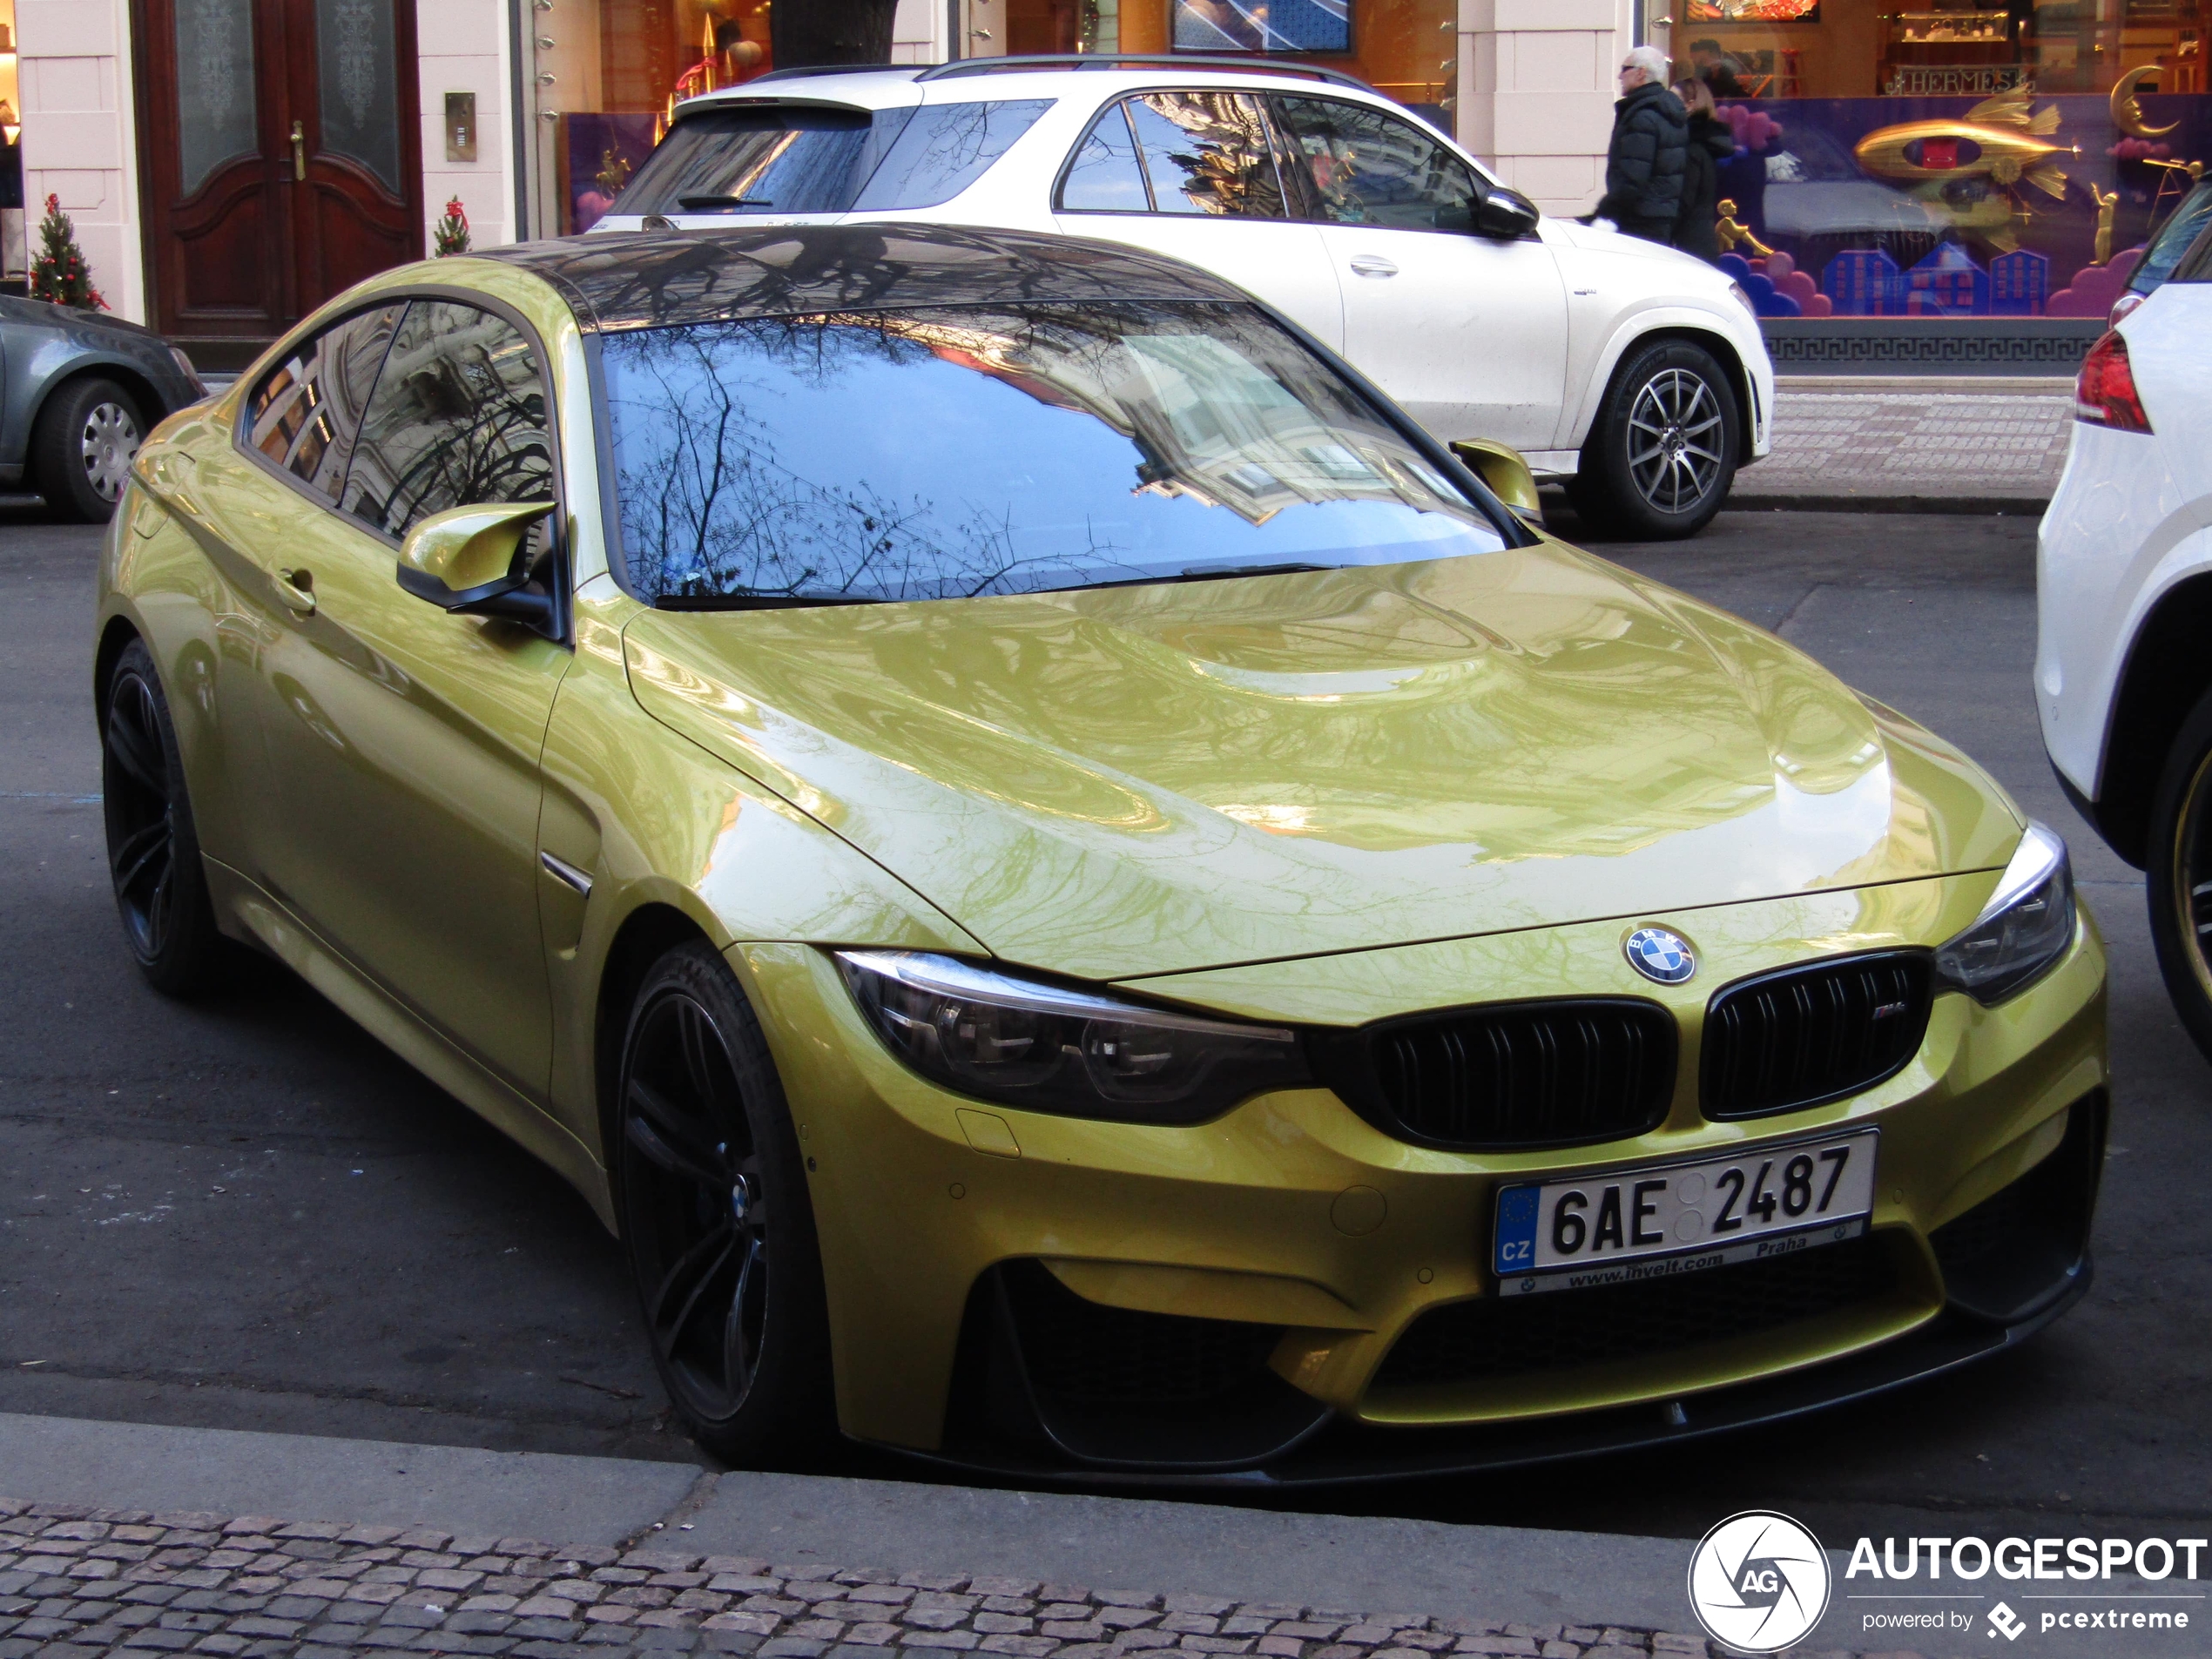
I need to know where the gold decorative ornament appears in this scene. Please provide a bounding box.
[2111,65,2180,140]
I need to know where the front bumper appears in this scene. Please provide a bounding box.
[736,869,2107,1482]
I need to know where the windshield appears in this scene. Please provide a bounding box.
[613,99,1051,217]
[597,300,1508,607]
[2131,182,2212,295]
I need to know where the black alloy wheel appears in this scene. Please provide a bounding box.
[2147,685,2212,1066]
[615,941,831,1463]
[101,639,230,995]
[35,375,145,523]
[1576,340,1740,540]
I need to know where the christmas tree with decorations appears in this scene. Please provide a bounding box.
[29,194,106,310]
[433,197,471,258]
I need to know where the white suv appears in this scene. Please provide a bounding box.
[588,54,1774,539]
[2036,225,2212,1057]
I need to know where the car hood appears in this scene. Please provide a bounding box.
[622,541,2020,982]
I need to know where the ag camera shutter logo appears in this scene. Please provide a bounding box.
[1687,1510,1831,1653]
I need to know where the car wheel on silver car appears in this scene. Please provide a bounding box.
[1578,340,1740,540]
[36,375,145,523]
[616,940,833,1463]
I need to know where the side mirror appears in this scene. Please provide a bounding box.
[396,501,558,631]
[1475,187,1541,240]
[1449,438,1543,525]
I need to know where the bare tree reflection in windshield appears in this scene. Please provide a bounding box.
[598,300,1507,608]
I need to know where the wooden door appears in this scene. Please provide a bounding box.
[135,0,422,347]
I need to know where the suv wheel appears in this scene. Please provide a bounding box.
[2147,685,2212,1064]
[35,376,145,523]
[1575,341,1739,540]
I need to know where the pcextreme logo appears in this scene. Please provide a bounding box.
[1686,1510,1831,1653]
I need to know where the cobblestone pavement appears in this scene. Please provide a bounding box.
[0,1500,1913,1659]
[1743,388,2072,502]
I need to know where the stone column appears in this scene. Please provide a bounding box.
[16,0,144,322]
[1455,0,1632,218]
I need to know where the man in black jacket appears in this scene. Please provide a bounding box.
[1592,46,1688,246]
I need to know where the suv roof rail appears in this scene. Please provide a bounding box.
[914,52,1372,90]
[748,64,924,83]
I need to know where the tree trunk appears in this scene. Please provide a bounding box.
[772,0,899,68]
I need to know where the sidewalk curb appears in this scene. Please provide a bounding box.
[1724,492,2050,516]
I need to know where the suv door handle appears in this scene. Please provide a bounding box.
[275,568,315,614]
[1348,255,1399,279]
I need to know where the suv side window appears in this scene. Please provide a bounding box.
[244,305,401,502]
[1060,91,1287,219]
[341,300,554,541]
[1273,98,1477,233]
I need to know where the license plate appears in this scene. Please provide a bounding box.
[1491,1129,1878,1296]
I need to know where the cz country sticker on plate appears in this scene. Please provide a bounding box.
[1490,1128,1878,1296]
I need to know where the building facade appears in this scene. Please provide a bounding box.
[21,0,2209,363]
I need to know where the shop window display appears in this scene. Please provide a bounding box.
[1665,0,2209,316]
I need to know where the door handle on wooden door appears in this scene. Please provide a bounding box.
[1348,255,1399,279]
[291,121,306,181]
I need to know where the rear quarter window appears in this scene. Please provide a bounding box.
[616,98,1049,219]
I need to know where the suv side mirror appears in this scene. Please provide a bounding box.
[1474,187,1540,240]
[396,500,559,631]
[1449,438,1543,525]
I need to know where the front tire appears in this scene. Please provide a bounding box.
[1575,341,1739,540]
[615,941,833,1464]
[101,639,232,995]
[2146,685,2212,1066]
[35,376,145,523]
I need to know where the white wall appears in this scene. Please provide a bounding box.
[1456,0,1630,217]
[891,0,948,65]
[418,0,516,250]
[17,0,144,322]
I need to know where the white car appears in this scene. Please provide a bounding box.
[2036,226,2212,1056]
[589,54,1775,539]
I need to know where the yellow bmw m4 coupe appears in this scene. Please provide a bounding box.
[97,224,2106,1481]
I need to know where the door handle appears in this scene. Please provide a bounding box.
[1348,255,1399,279]
[275,567,315,614]
[291,120,306,181]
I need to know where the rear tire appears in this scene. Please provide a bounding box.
[2145,685,2212,1067]
[101,638,233,996]
[614,940,833,1465]
[1575,341,1739,540]
[34,376,145,523]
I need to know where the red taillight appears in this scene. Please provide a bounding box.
[2076,329,2153,433]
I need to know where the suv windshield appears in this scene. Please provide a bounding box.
[598,300,1507,607]
[613,99,1051,217]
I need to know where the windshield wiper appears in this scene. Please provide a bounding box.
[1174,562,1331,582]
[677,193,774,210]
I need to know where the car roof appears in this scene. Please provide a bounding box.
[481,221,1255,333]
[669,55,1389,117]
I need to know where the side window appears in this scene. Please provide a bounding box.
[1059,101,1151,212]
[1124,92,1288,219]
[851,99,1053,212]
[244,305,401,502]
[341,300,554,541]
[1273,98,1477,233]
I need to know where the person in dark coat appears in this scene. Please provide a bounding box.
[1591,46,1688,246]
[1671,78,1736,264]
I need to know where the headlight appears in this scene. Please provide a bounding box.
[835,950,1311,1123]
[1934,822,2075,1004]
[1728,281,1757,317]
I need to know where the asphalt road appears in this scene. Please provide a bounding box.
[3,500,2203,1551]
